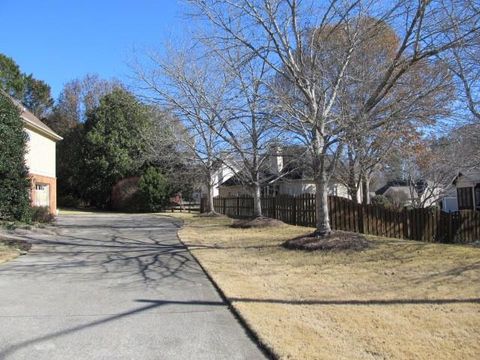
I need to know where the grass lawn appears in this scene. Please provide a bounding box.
[169,213,480,360]
[0,241,21,265]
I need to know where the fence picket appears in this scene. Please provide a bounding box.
[206,195,478,244]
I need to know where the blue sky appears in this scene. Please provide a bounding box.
[0,0,182,98]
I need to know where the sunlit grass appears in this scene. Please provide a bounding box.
[169,213,480,360]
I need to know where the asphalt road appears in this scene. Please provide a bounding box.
[0,214,265,360]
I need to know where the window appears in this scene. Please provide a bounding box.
[457,187,473,210]
[35,184,45,191]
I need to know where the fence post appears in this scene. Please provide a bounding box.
[359,204,365,234]
[403,208,409,239]
[237,197,240,217]
[292,196,297,225]
[222,198,226,215]
[272,196,276,219]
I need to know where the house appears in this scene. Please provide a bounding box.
[375,179,444,209]
[17,102,62,214]
[439,188,458,213]
[195,158,240,201]
[218,146,363,201]
[452,171,480,211]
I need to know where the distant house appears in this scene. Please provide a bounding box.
[17,102,62,214]
[375,179,443,209]
[439,188,458,213]
[452,171,480,211]
[218,146,362,201]
[196,159,240,201]
[375,181,412,202]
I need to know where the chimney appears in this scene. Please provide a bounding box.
[268,145,283,174]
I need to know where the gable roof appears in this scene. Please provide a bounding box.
[375,179,429,196]
[453,171,480,185]
[18,103,63,142]
[1,90,62,141]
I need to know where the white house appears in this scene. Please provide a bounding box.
[16,101,62,214]
[375,180,445,209]
[217,147,362,201]
[195,159,240,201]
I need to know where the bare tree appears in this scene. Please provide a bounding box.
[440,0,480,170]
[404,138,457,209]
[448,123,480,170]
[441,0,480,121]
[338,56,453,205]
[188,0,479,236]
[46,74,122,136]
[134,46,230,214]
[206,45,284,217]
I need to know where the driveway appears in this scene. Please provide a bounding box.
[0,214,265,360]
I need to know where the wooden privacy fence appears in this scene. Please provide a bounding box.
[201,194,480,243]
[167,201,200,213]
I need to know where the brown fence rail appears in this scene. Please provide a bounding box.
[201,194,480,243]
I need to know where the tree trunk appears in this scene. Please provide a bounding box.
[362,174,370,204]
[312,128,332,237]
[253,183,262,218]
[347,146,358,203]
[204,182,215,213]
[348,184,359,204]
[315,172,332,236]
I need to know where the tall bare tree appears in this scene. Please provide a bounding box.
[208,46,283,217]
[134,46,229,214]
[188,0,479,236]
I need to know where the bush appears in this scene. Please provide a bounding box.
[0,92,31,222]
[371,195,392,208]
[386,189,409,209]
[58,194,82,208]
[111,177,143,212]
[139,167,170,212]
[31,206,54,223]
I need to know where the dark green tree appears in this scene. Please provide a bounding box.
[139,167,170,212]
[80,89,151,208]
[0,91,31,221]
[23,75,54,119]
[44,75,122,206]
[0,54,25,98]
[0,53,54,117]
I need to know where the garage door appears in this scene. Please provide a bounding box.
[34,184,50,207]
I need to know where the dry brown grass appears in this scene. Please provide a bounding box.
[0,242,20,265]
[168,213,480,360]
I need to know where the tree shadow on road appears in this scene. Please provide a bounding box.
[0,217,201,285]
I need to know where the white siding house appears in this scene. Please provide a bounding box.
[16,101,62,213]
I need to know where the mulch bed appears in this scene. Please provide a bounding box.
[283,230,371,252]
[231,216,285,229]
[0,238,32,252]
